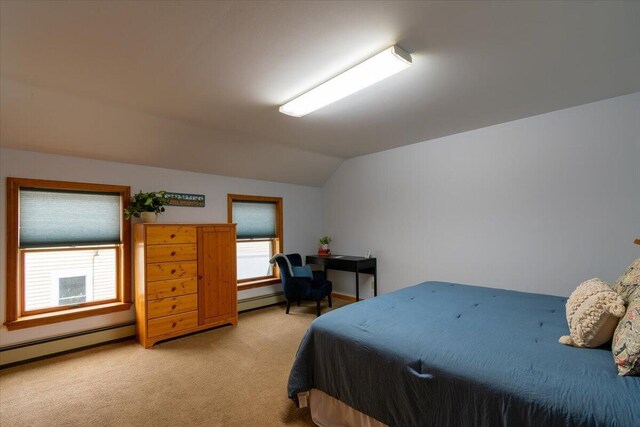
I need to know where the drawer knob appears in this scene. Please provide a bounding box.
[171,286,177,292]
[172,305,177,310]
[171,251,176,256]
[171,269,176,274]
[170,233,176,238]
[172,322,177,328]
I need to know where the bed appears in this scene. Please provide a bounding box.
[288,281,640,427]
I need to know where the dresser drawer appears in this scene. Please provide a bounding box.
[146,244,197,263]
[147,294,198,319]
[146,226,196,245]
[147,277,197,300]
[146,261,197,282]
[147,311,198,338]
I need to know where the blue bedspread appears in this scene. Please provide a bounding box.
[288,282,640,427]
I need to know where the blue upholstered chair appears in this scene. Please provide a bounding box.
[274,253,332,316]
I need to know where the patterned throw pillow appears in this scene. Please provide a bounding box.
[612,299,640,376]
[612,258,640,303]
[559,278,626,348]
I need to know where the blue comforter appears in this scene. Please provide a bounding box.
[288,282,640,427]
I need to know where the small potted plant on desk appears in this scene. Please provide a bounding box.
[124,190,168,223]
[318,236,332,255]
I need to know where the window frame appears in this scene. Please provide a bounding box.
[227,194,283,290]
[5,177,132,330]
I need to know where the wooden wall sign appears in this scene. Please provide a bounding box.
[164,192,205,207]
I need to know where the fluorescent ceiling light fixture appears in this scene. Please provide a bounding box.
[279,45,412,117]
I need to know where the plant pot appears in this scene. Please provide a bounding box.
[321,244,329,251]
[141,212,158,223]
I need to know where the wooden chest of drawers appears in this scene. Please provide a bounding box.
[134,223,237,348]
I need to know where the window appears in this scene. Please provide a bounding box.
[227,194,283,289]
[236,240,273,281]
[5,178,131,329]
[57,275,88,306]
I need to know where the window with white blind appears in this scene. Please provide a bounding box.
[5,178,132,329]
[228,194,283,288]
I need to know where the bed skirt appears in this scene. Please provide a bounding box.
[310,389,387,427]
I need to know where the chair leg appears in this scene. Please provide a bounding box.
[328,294,332,308]
[316,300,321,317]
[286,300,291,314]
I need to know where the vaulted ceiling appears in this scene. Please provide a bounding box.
[2,1,640,186]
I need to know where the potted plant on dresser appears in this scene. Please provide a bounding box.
[124,190,168,223]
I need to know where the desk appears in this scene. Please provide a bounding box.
[306,255,377,302]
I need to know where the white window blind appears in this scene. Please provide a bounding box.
[232,201,277,239]
[19,189,121,248]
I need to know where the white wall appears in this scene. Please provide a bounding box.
[0,148,322,346]
[323,92,640,298]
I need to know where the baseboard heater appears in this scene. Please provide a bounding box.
[0,292,286,368]
[0,321,136,368]
[237,291,286,312]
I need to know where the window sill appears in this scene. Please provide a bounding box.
[4,302,132,331]
[237,278,281,291]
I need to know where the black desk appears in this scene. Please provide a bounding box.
[306,255,377,302]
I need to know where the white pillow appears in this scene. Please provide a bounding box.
[559,278,625,348]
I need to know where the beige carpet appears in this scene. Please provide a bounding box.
[0,300,348,427]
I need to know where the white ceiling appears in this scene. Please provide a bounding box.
[1,1,640,186]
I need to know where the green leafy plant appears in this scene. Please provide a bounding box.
[124,190,168,220]
[319,236,332,245]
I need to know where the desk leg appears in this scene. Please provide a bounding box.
[374,267,377,297]
[355,263,360,302]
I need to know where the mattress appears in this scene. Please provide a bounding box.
[288,281,640,427]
